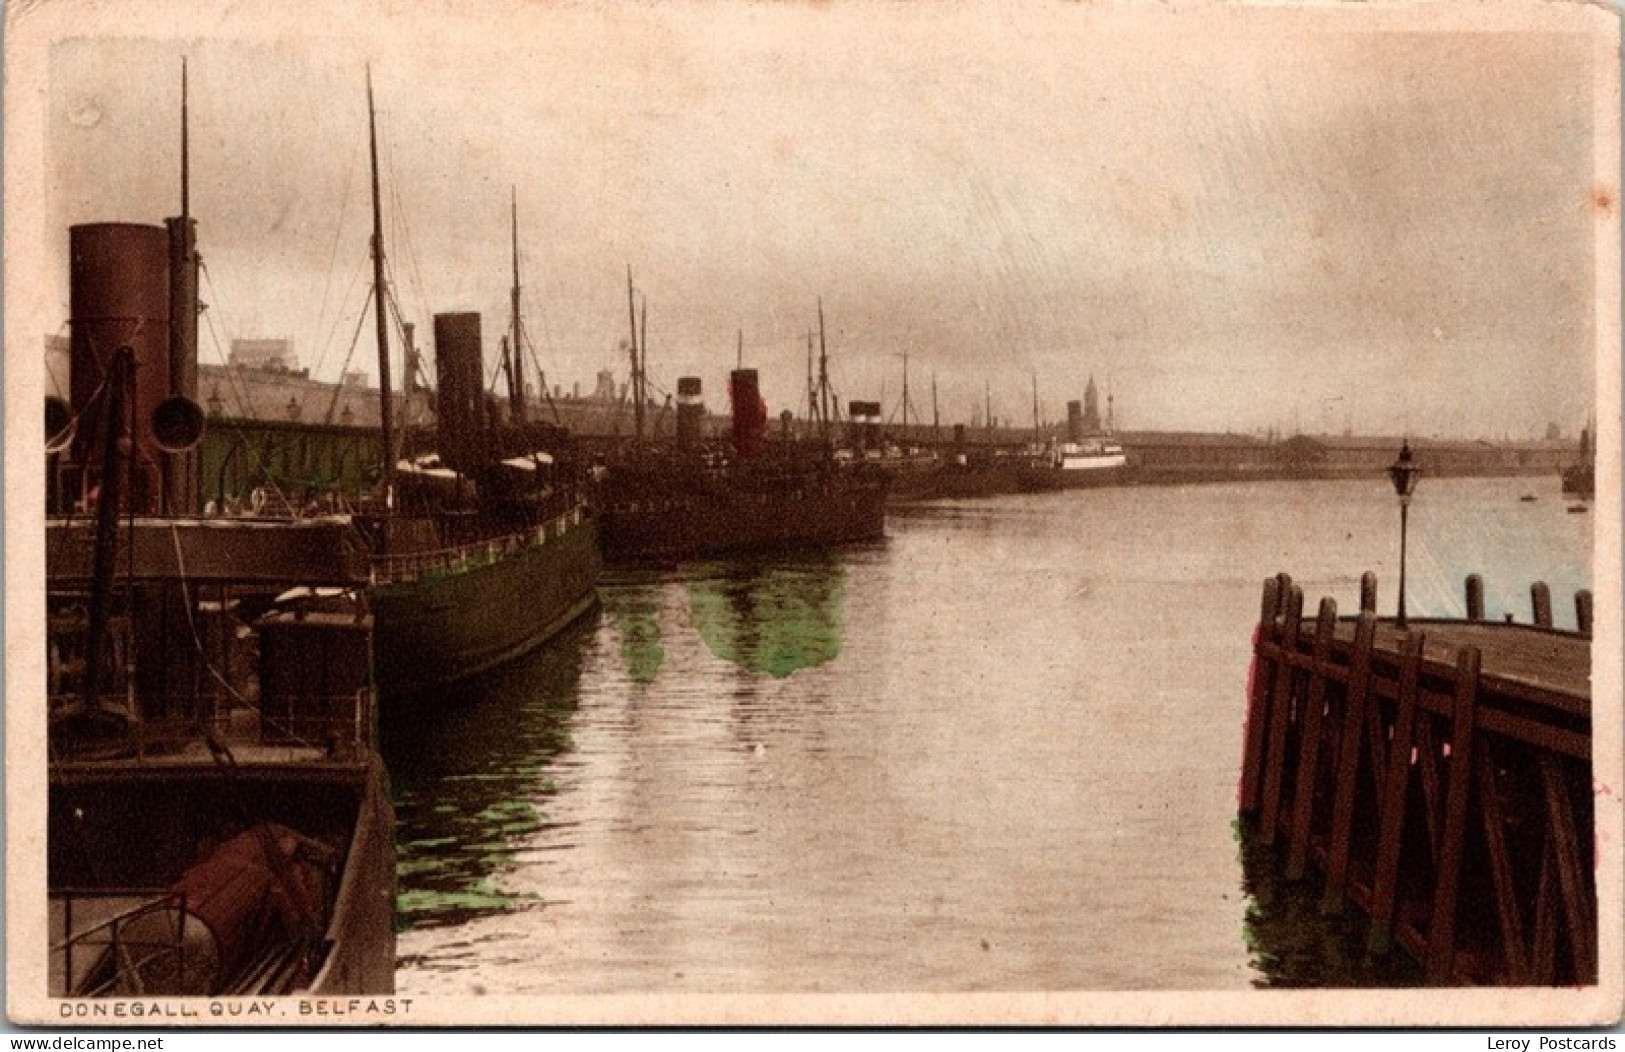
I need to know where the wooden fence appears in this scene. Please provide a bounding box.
[1239,572,1596,985]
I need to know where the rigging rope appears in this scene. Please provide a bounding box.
[305,144,358,385]
[321,284,376,426]
[199,262,262,421]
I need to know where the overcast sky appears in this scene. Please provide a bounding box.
[23,0,1610,437]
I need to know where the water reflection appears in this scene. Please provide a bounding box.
[390,478,1588,993]
[686,554,846,679]
[381,614,594,930]
[600,579,666,684]
[1236,820,1425,988]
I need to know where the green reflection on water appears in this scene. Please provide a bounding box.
[687,555,846,678]
[383,615,593,930]
[600,582,667,684]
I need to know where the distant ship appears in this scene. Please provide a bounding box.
[593,293,887,562]
[1035,395,1129,488]
[862,377,1128,500]
[1560,425,1594,500]
[1045,436,1129,485]
[594,370,889,562]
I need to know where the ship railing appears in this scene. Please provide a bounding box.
[369,506,584,586]
[258,687,373,754]
[50,888,193,997]
[47,688,375,760]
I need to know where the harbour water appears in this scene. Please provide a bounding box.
[386,475,1591,994]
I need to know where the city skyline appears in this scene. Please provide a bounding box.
[16,1,1610,439]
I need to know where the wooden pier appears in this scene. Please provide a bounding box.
[1239,572,1596,986]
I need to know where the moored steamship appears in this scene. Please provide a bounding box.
[593,358,887,562]
[46,214,396,997]
[337,76,603,701]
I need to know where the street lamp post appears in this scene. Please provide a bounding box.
[1387,441,1421,629]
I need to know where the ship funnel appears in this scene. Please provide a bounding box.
[729,369,767,459]
[70,223,172,514]
[433,312,489,473]
[1067,400,1083,443]
[151,395,206,451]
[846,400,882,451]
[676,376,704,450]
[46,397,73,452]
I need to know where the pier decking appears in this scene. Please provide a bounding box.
[1239,572,1595,986]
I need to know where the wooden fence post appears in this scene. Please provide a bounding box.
[1360,572,1377,615]
[1323,610,1377,913]
[1240,577,1283,814]
[1287,596,1338,880]
[1538,754,1597,982]
[1576,590,1593,638]
[1465,574,1484,622]
[1476,748,1530,984]
[1427,646,1481,979]
[1260,583,1304,843]
[1369,630,1426,955]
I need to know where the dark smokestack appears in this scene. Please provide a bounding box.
[729,369,767,458]
[70,223,171,514]
[676,376,704,450]
[433,312,488,472]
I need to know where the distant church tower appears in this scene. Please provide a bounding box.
[1081,374,1102,433]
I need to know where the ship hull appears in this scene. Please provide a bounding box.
[1051,461,1130,489]
[889,459,1059,501]
[599,479,887,563]
[373,516,602,698]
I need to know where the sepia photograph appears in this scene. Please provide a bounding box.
[4,0,1620,1028]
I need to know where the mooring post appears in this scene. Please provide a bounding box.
[1323,610,1378,914]
[1287,596,1338,880]
[1260,583,1304,844]
[1369,630,1426,955]
[1576,590,1593,638]
[1465,574,1484,622]
[1531,581,1553,629]
[1240,577,1284,814]
[1426,646,1482,980]
[1360,571,1377,615]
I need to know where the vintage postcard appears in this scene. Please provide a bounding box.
[5,0,1621,1028]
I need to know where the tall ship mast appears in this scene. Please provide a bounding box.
[507,185,527,424]
[44,60,395,998]
[362,72,602,701]
[367,69,396,502]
